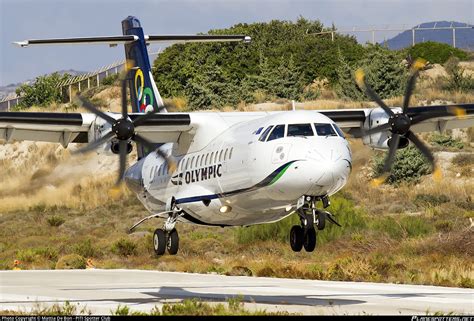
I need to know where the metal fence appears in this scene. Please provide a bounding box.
[0,53,159,111]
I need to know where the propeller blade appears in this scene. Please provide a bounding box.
[133,134,177,173]
[371,133,400,186]
[72,131,114,155]
[355,69,395,117]
[76,96,116,125]
[402,58,426,114]
[121,78,128,119]
[360,123,391,137]
[117,140,128,185]
[406,130,435,167]
[383,133,400,173]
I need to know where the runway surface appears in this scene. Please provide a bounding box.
[1,269,473,315]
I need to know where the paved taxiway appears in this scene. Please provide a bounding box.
[0,269,472,315]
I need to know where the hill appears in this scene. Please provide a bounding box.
[384,21,474,50]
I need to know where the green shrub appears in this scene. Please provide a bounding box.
[101,73,119,86]
[373,146,432,184]
[111,238,137,257]
[430,133,464,149]
[443,57,474,92]
[55,254,86,269]
[370,215,434,239]
[408,42,468,64]
[16,249,37,263]
[337,45,405,100]
[15,72,70,108]
[414,194,450,207]
[47,215,65,227]
[72,239,100,258]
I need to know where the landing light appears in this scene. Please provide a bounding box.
[219,205,232,213]
[285,205,293,212]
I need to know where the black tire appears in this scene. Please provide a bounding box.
[290,225,304,252]
[316,211,326,230]
[153,229,166,256]
[303,228,317,252]
[167,229,179,255]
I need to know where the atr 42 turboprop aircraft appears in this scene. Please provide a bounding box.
[2,16,473,255]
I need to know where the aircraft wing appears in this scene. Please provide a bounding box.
[320,104,474,137]
[0,112,193,147]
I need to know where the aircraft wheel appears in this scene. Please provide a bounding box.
[153,228,166,256]
[290,225,304,252]
[303,228,317,252]
[316,211,326,230]
[167,229,179,255]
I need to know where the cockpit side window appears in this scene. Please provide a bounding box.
[259,125,274,142]
[255,127,263,135]
[267,124,285,141]
[332,124,346,138]
[287,124,314,137]
[314,123,337,136]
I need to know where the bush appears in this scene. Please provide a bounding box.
[47,215,65,227]
[373,146,432,184]
[414,194,450,207]
[101,73,119,86]
[337,45,406,100]
[442,57,474,92]
[408,42,468,64]
[15,72,70,108]
[111,238,137,257]
[72,239,100,258]
[429,133,464,149]
[55,254,87,269]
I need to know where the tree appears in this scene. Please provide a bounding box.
[16,72,70,108]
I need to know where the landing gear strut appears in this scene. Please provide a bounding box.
[289,195,340,253]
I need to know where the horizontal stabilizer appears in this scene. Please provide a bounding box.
[13,35,139,47]
[14,35,250,47]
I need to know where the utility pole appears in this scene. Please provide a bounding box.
[452,28,456,48]
[412,29,415,46]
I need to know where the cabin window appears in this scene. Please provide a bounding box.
[314,123,337,136]
[214,151,219,163]
[224,149,228,161]
[219,150,223,162]
[205,153,209,165]
[210,152,214,164]
[229,147,234,160]
[259,125,274,142]
[185,158,190,170]
[267,124,285,141]
[288,124,314,137]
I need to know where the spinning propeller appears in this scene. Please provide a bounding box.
[355,58,465,185]
[74,69,176,186]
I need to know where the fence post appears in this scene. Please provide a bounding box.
[452,28,456,48]
[69,85,72,103]
[87,77,91,89]
[7,100,10,111]
[96,74,100,87]
[412,29,415,46]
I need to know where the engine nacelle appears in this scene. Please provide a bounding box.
[362,107,404,150]
[110,140,133,155]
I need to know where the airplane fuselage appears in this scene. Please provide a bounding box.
[125,110,352,227]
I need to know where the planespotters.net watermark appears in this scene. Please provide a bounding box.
[412,317,474,321]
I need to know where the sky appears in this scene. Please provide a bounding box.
[0,0,473,86]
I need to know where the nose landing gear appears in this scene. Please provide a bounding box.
[289,195,341,253]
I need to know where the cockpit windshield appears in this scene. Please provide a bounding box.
[287,124,314,137]
[314,123,337,137]
[259,122,344,142]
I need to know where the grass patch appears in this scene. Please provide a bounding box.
[47,215,65,227]
[451,153,473,167]
[429,133,464,150]
[414,194,450,207]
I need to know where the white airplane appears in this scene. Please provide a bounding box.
[3,16,473,255]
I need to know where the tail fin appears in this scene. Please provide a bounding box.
[122,16,166,114]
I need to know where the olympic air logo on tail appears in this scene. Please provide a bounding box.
[134,68,154,113]
[171,164,223,186]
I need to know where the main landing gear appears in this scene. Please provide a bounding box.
[154,200,181,256]
[289,195,341,253]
